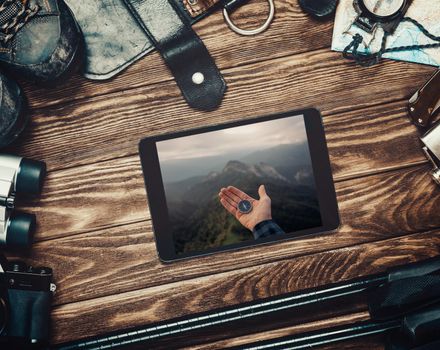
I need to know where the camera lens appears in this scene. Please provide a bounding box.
[16,158,47,195]
[5,212,35,249]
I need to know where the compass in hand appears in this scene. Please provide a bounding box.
[237,200,253,214]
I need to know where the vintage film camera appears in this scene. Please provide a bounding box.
[408,70,440,186]
[0,154,54,348]
[0,255,56,348]
[0,154,46,249]
[421,123,440,185]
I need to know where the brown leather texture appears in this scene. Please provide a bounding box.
[408,69,440,128]
[182,0,221,17]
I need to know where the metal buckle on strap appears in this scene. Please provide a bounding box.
[223,0,275,36]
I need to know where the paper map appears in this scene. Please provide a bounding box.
[332,0,440,67]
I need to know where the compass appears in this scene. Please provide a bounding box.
[343,0,440,67]
[361,0,405,17]
[238,200,253,214]
[353,0,411,34]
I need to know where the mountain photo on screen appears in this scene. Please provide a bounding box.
[157,116,322,254]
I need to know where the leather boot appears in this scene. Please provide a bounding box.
[0,0,84,84]
[0,72,27,148]
[298,0,338,19]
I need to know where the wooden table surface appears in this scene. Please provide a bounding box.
[6,0,440,349]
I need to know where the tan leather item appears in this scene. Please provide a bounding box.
[182,0,221,17]
[408,69,440,128]
[421,121,440,186]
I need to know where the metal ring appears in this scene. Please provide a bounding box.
[223,0,275,36]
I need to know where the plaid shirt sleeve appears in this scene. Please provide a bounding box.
[252,220,285,240]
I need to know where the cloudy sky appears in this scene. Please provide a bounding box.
[157,115,307,163]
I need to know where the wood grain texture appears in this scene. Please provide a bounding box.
[4,0,439,348]
[49,229,440,343]
[6,50,435,173]
[11,164,439,306]
[190,335,384,350]
[20,0,333,110]
[16,100,428,241]
[129,294,371,349]
[325,101,425,180]
[184,312,370,350]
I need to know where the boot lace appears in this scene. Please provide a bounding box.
[0,0,40,46]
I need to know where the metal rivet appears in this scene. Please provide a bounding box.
[410,107,415,112]
[418,118,423,124]
[192,72,204,85]
[188,0,198,5]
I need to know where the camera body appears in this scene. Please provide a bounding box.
[421,123,440,186]
[0,154,46,249]
[407,69,440,187]
[0,256,55,348]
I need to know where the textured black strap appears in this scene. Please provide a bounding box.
[368,272,440,321]
[123,0,227,111]
[298,0,338,19]
[223,0,251,13]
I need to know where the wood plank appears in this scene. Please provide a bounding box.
[8,49,435,172]
[19,100,432,241]
[324,101,424,180]
[49,229,440,344]
[20,0,333,110]
[13,163,439,306]
[135,295,370,350]
[195,339,384,350]
[189,334,384,350]
[184,312,370,350]
[8,2,436,349]
[22,156,147,238]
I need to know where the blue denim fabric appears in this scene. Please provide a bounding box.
[252,220,285,240]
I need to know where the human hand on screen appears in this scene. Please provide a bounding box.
[218,185,272,231]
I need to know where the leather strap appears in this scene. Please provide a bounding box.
[182,0,222,17]
[223,0,251,13]
[123,0,226,110]
[182,0,250,18]
[298,0,338,19]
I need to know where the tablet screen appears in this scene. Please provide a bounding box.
[156,114,323,255]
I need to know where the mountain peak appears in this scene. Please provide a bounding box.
[206,171,219,179]
[223,160,290,183]
[223,160,250,173]
[254,162,290,183]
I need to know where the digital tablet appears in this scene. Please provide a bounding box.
[139,109,339,262]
